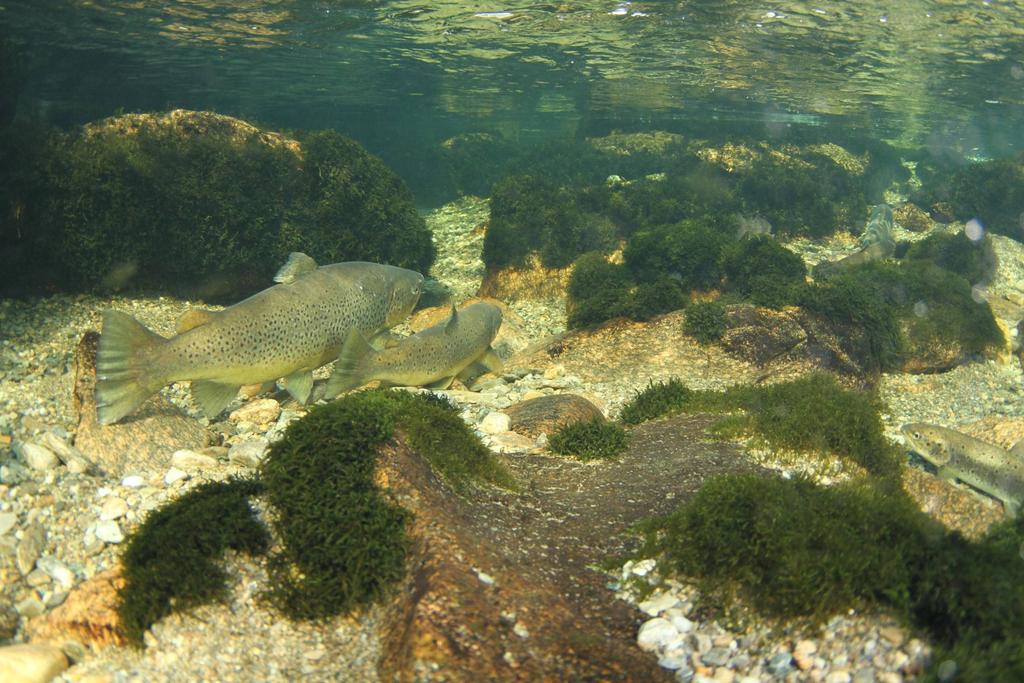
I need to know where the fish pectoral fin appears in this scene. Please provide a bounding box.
[175,308,217,334]
[936,466,959,483]
[191,381,240,419]
[285,370,314,405]
[1010,438,1024,460]
[273,252,318,284]
[325,329,374,397]
[479,348,504,373]
[425,376,456,390]
[1004,499,1021,518]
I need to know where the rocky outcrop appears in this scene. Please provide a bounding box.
[72,331,211,477]
[26,568,125,648]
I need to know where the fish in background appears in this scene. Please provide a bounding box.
[326,301,504,396]
[813,204,895,279]
[901,422,1024,518]
[734,214,773,240]
[95,252,424,424]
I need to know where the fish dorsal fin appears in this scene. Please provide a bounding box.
[1010,438,1024,460]
[273,252,318,284]
[176,308,216,334]
[445,304,459,334]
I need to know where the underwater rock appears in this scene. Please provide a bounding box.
[504,393,606,438]
[892,203,932,233]
[0,643,68,683]
[375,434,674,682]
[72,331,210,478]
[26,568,126,648]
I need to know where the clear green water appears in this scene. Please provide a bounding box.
[4,0,1024,195]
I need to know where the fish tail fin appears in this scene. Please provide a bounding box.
[95,310,168,425]
[325,329,375,397]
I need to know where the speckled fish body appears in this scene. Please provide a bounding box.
[96,255,423,424]
[901,422,1024,517]
[327,301,504,395]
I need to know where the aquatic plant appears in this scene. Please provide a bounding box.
[482,174,615,270]
[636,474,931,622]
[618,378,693,426]
[720,236,807,307]
[903,230,997,285]
[548,418,630,461]
[4,115,434,298]
[623,218,733,290]
[566,252,634,329]
[637,476,1024,681]
[117,479,269,647]
[258,391,409,620]
[736,149,867,238]
[684,300,728,345]
[949,158,1024,239]
[384,390,516,492]
[286,129,435,274]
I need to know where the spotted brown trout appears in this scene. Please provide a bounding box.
[325,301,503,395]
[901,422,1024,517]
[96,253,423,424]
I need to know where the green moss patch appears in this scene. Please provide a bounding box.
[684,301,728,345]
[258,392,408,620]
[117,479,269,646]
[548,418,629,461]
[1,116,434,298]
[384,390,516,492]
[618,374,898,477]
[637,476,1024,680]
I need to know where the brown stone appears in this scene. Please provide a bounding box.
[72,331,211,477]
[377,414,768,681]
[26,568,126,648]
[504,394,606,438]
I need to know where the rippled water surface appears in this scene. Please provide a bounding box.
[4,1,1024,170]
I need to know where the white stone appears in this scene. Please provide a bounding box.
[825,672,851,683]
[639,591,681,616]
[121,475,145,488]
[637,617,681,652]
[36,556,75,588]
[164,468,189,486]
[479,411,511,434]
[100,496,129,521]
[228,439,269,468]
[658,648,690,670]
[667,613,694,634]
[0,643,68,683]
[37,431,93,473]
[523,389,546,401]
[631,558,657,576]
[171,449,219,471]
[95,520,124,544]
[543,364,565,380]
[0,512,16,536]
[15,442,59,471]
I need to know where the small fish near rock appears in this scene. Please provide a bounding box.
[901,422,1024,518]
[94,253,424,424]
[326,301,504,395]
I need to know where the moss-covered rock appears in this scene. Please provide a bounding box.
[1,110,434,298]
[949,157,1024,239]
[903,230,997,285]
[566,252,635,329]
[721,236,807,307]
[483,174,616,270]
[624,218,733,289]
